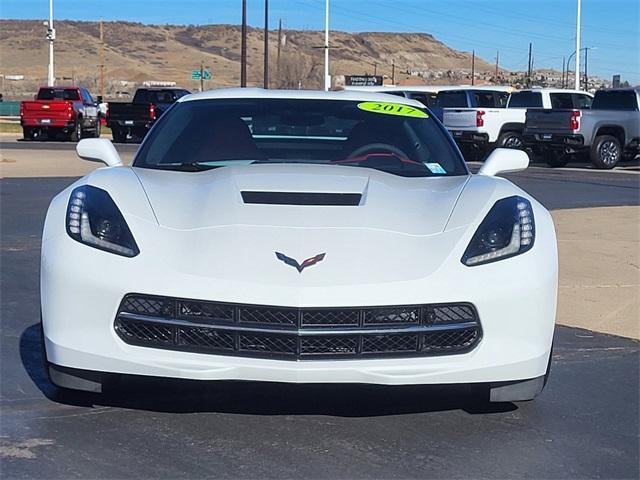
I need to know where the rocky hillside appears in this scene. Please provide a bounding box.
[0,19,495,93]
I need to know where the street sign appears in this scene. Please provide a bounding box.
[192,70,212,80]
[344,75,383,87]
[612,75,621,88]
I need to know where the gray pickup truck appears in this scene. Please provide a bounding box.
[523,88,640,169]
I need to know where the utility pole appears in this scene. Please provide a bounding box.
[276,19,282,80]
[391,59,395,85]
[575,0,582,90]
[323,0,330,91]
[241,0,247,87]
[527,42,532,86]
[561,56,566,88]
[583,47,589,91]
[495,50,499,79]
[99,18,105,98]
[200,60,204,92]
[471,50,475,86]
[264,0,269,88]
[46,0,55,86]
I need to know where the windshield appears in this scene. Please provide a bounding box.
[508,91,542,108]
[436,91,468,108]
[592,90,638,111]
[134,98,467,177]
[37,88,80,101]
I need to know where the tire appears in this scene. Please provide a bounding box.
[545,150,570,168]
[92,120,101,138]
[111,127,126,143]
[591,135,621,169]
[69,120,82,142]
[497,131,525,150]
[23,127,45,141]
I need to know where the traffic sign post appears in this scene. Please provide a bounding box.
[192,67,212,91]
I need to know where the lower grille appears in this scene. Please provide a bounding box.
[115,294,482,360]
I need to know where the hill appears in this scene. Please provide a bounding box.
[0,19,496,95]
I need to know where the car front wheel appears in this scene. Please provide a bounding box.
[69,121,82,142]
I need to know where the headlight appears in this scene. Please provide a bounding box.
[461,196,534,266]
[66,185,139,257]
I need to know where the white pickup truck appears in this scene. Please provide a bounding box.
[444,88,593,159]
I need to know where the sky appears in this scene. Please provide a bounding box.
[3,0,639,83]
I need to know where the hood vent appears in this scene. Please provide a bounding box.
[241,191,362,206]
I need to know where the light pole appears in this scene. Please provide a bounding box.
[264,0,269,89]
[566,47,594,90]
[240,0,247,87]
[45,0,56,86]
[574,0,581,90]
[323,0,330,91]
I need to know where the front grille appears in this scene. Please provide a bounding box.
[114,294,482,360]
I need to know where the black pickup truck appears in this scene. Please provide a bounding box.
[107,87,190,143]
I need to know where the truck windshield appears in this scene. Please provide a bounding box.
[436,91,468,108]
[134,98,468,178]
[134,90,189,104]
[37,88,80,101]
[592,91,638,111]
[508,91,542,108]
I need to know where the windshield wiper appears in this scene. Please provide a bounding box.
[148,162,220,172]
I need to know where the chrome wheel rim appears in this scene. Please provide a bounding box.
[504,136,523,149]
[600,141,619,166]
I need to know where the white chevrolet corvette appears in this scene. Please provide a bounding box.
[41,89,557,402]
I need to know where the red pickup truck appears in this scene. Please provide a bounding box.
[20,86,101,141]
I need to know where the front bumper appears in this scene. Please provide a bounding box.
[41,233,556,387]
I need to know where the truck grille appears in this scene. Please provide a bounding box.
[115,294,481,360]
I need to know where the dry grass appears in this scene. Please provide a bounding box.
[1,20,494,93]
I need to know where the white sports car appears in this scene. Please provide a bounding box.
[41,89,557,402]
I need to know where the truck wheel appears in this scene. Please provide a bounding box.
[92,121,101,138]
[69,121,82,142]
[23,127,44,141]
[591,135,621,169]
[497,131,525,150]
[545,150,570,168]
[111,128,126,143]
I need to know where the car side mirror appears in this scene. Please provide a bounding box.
[76,138,123,167]
[478,148,529,176]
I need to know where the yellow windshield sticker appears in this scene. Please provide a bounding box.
[357,101,428,118]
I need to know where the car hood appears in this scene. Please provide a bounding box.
[133,163,469,236]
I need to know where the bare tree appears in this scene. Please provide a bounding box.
[275,53,322,89]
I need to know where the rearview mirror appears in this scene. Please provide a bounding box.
[478,148,529,176]
[76,138,123,167]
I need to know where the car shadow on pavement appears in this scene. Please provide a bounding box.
[20,323,517,417]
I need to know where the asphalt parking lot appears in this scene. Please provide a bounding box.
[1,142,639,479]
